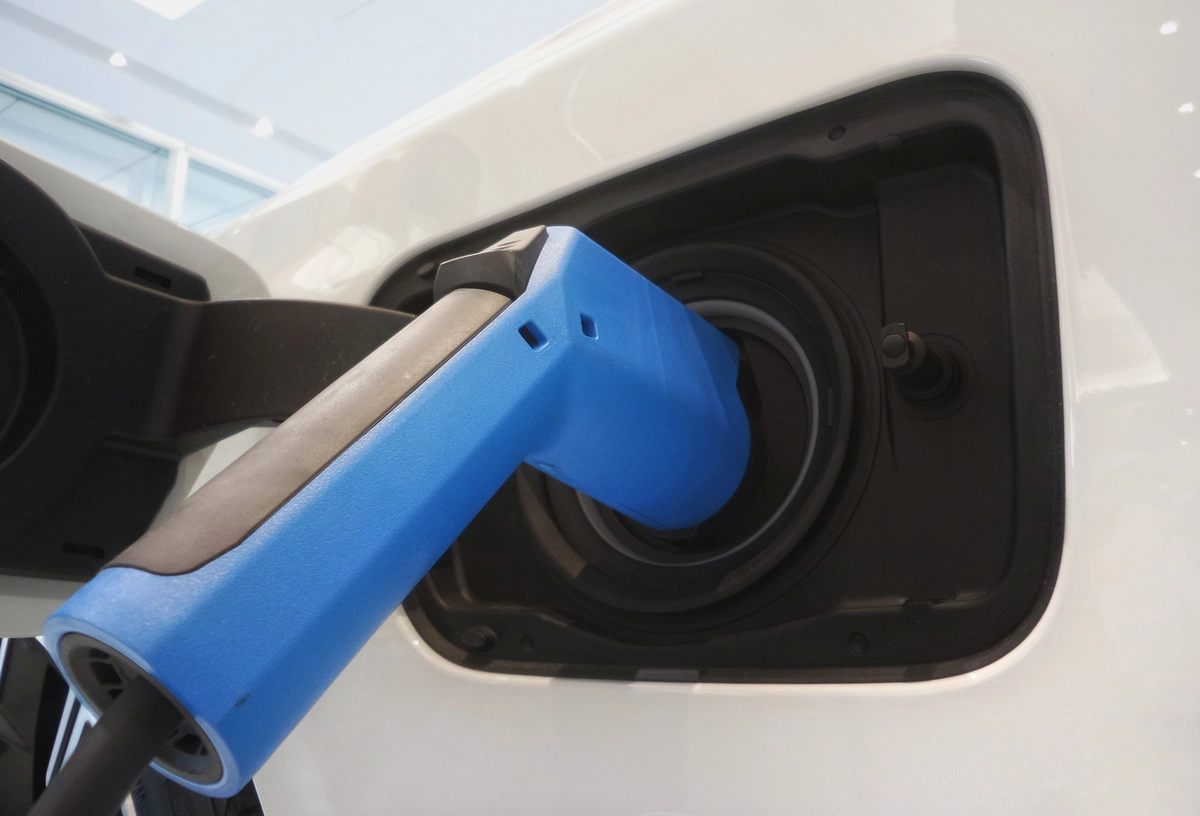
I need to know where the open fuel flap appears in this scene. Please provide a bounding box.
[378,72,1063,683]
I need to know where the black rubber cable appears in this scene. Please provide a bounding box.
[29,674,183,816]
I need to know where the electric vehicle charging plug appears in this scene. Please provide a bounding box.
[33,226,750,811]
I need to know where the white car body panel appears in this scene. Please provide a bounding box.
[225,1,1200,813]
[5,0,1197,811]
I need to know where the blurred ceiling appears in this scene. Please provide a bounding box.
[0,0,609,183]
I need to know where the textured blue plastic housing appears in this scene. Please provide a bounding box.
[44,227,749,796]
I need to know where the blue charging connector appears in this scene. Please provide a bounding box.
[41,226,750,798]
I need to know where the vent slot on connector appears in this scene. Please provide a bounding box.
[375,73,1062,683]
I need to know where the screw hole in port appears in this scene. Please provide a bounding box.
[828,125,846,141]
[518,321,547,349]
[848,632,869,655]
[580,314,598,338]
[461,625,497,652]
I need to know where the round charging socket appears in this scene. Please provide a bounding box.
[521,244,854,614]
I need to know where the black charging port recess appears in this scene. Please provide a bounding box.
[377,72,1062,684]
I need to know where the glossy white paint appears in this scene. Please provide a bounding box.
[208,0,1200,812]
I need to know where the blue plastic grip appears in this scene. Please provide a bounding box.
[44,227,749,796]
